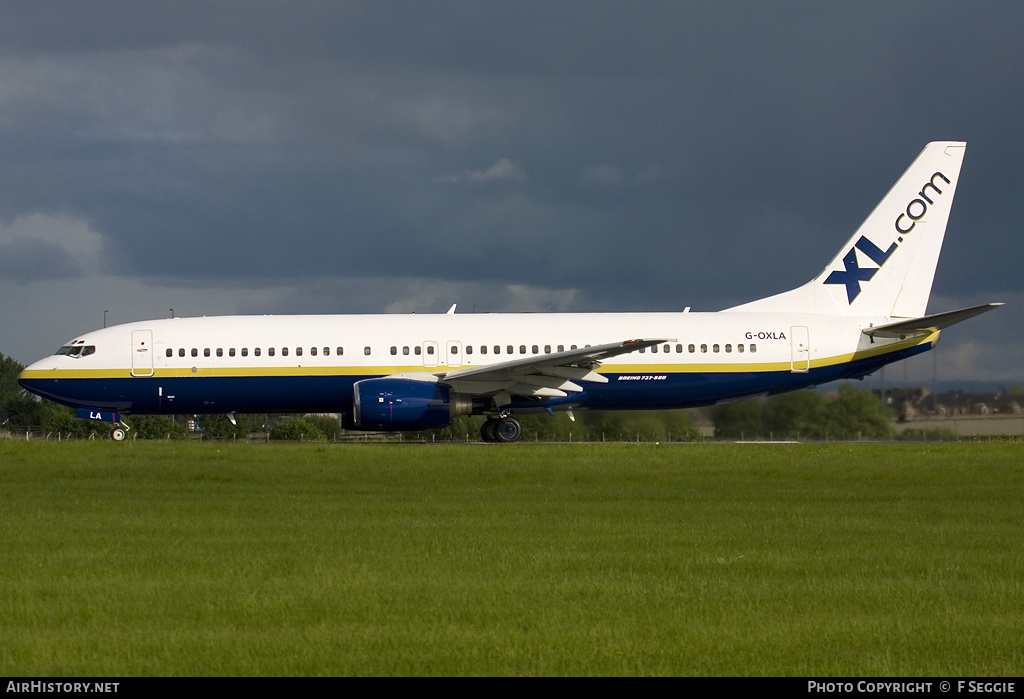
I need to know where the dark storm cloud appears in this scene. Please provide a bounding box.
[0,238,82,283]
[1,2,1023,368]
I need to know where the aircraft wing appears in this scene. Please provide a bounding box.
[433,338,671,402]
[863,303,1003,340]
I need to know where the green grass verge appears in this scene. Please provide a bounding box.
[1,441,1021,676]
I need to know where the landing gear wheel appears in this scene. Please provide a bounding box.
[111,427,127,441]
[494,417,522,443]
[481,420,500,443]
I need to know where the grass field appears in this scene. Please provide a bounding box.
[0,440,1021,676]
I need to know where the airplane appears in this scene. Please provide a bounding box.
[18,141,1002,442]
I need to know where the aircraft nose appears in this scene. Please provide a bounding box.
[18,364,39,394]
[18,359,56,399]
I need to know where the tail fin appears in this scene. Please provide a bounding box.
[726,141,966,318]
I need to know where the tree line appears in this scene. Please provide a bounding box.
[708,383,893,440]
[2,350,894,441]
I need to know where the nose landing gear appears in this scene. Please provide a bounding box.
[74,408,131,441]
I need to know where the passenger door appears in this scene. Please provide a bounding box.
[790,326,810,373]
[131,329,154,377]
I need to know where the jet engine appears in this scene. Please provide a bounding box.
[352,378,472,430]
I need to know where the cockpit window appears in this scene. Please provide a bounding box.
[55,344,96,358]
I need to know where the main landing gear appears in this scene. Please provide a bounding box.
[480,416,523,443]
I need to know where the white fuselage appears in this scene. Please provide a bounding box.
[17,310,934,420]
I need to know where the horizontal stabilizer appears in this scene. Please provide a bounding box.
[863,303,1003,339]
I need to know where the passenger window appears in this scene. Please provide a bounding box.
[725,344,732,353]
[738,344,745,353]
[295,347,302,356]
[426,346,434,355]
[390,346,397,356]
[166,349,173,358]
[688,344,695,353]
[268,348,275,356]
[494,346,501,354]
[466,346,473,355]
[216,348,223,357]
[544,345,551,354]
[324,347,330,356]
[192,348,198,357]
[531,345,538,354]
[676,344,682,353]
[750,344,757,353]
[520,345,526,354]
[242,348,249,357]
[507,346,514,354]
[481,346,487,355]
[310,347,317,356]
[282,347,289,357]
[364,347,371,356]
[700,344,707,353]
[337,347,344,356]
[713,344,720,353]
[414,346,421,355]
[403,346,410,355]
[179,348,185,357]
[558,345,564,352]
[255,348,261,357]
[229,348,236,357]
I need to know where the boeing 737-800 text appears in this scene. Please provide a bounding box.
[19,142,1001,441]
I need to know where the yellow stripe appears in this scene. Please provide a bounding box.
[609,361,790,373]
[20,368,124,380]
[833,330,938,366]
[21,366,425,380]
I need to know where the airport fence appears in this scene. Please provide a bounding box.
[3,426,1018,444]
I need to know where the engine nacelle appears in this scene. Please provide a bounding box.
[353,378,462,430]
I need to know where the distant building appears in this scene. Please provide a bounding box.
[875,388,1024,419]
[876,387,1024,437]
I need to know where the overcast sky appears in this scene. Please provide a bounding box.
[2,1,1021,387]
